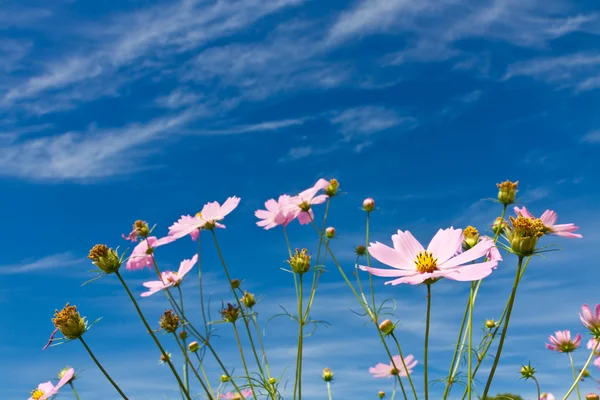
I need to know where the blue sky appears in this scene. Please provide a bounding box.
[1,0,600,398]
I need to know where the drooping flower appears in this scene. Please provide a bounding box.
[540,394,555,400]
[546,330,581,353]
[255,195,294,230]
[360,228,499,285]
[369,354,417,378]
[140,255,198,297]
[169,197,240,240]
[514,206,582,238]
[220,389,253,399]
[28,367,75,399]
[581,304,600,338]
[126,236,175,271]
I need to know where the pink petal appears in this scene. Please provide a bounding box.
[551,224,582,238]
[514,206,534,218]
[427,228,463,264]
[359,265,416,277]
[178,254,198,277]
[443,260,497,281]
[311,194,328,205]
[391,230,424,261]
[439,238,493,269]
[313,178,330,190]
[298,210,313,225]
[220,196,241,218]
[368,241,415,270]
[540,210,558,226]
[56,368,75,389]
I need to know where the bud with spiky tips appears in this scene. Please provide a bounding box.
[322,368,334,382]
[520,362,535,380]
[506,216,545,256]
[288,248,311,275]
[463,226,480,250]
[52,303,87,340]
[241,291,256,308]
[496,180,518,205]
[220,303,240,323]
[159,310,180,333]
[88,244,121,274]
[159,352,172,365]
[326,227,336,239]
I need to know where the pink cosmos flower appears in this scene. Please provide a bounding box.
[581,304,600,335]
[220,389,253,399]
[122,229,137,242]
[284,182,329,225]
[28,368,74,400]
[540,394,555,400]
[255,195,294,230]
[126,236,175,271]
[169,197,240,240]
[546,330,581,353]
[360,228,499,285]
[369,354,417,378]
[514,206,582,238]
[141,254,198,297]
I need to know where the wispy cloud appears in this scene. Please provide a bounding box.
[582,129,600,143]
[0,252,82,275]
[188,118,308,136]
[330,106,417,139]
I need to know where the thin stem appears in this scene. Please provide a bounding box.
[178,287,190,394]
[79,337,129,399]
[480,256,524,399]
[366,211,377,317]
[315,198,331,266]
[233,322,256,399]
[390,333,415,400]
[531,376,541,400]
[564,340,600,399]
[569,353,582,400]
[197,232,210,338]
[283,226,293,258]
[194,352,215,397]
[174,333,214,400]
[251,315,277,400]
[293,274,305,400]
[115,271,191,400]
[327,381,333,400]
[391,378,397,400]
[467,281,475,400]
[424,284,432,400]
[69,382,81,400]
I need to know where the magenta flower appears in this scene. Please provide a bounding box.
[141,255,198,297]
[581,304,600,337]
[169,197,240,240]
[514,206,582,238]
[369,354,417,378]
[28,368,74,400]
[126,236,175,271]
[360,228,499,285]
[546,330,581,353]
[220,389,253,399]
[285,182,329,225]
[540,394,555,400]
[255,195,294,230]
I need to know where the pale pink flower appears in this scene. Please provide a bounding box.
[581,304,600,336]
[220,389,253,399]
[514,206,582,238]
[595,357,600,370]
[540,394,555,400]
[141,255,198,297]
[360,228,499,285]
[126,236,175,271]
[122,229,137,242]
[369,354,417,378]
[285,182,329,225]
[255,195,294,230]
[28,368,74,400]
[546,330,581,353]
[169,197,240,240]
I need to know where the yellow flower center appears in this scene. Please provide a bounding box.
[167,273,178,284]
[31,389,44,400]
[414,251,438,274]
[390,367,399,375]
[195,212,202,218]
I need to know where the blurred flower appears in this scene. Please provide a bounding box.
[126,236,175,270]
[514,206,582,238]
[496,180,518,205]
[485,319,497,329]
[28,369,74,400]
[581,304,600,338]
[314,178,340,197]
[378,391,385,398]
[326,227,336,239]
[492,217,509,235]
[241,291,256,308]
[169,197,240,240]
[188,341,200,353]
[322,367,334,382]
[255,195,294,230]
[57,367,75,383]
[546,330,581,353]
[540,394,555,400]
[220,389,253,399]
[230,279,241,289]
[140,255,197,297]
[159,310,180,333]
[587,393,600,400]
[220,303,240,323]
[360,228,499,285]
[355,245,367,256]
[369,355,417,378]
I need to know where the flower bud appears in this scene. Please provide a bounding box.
[462,226,480,250]
[220,375,230,383]
[363,198,375,212]
[58,367,75,383]
[378,391,386,399]
[485,319,496,329]
[506,216,545,256]
[355,245,367,256]
[230,279,241,289]
[188,341,200,353]
[268,377,277,385]
[179,331,188,340]
[581,368,591,378]
[492,217,509,235]
[586,393,599,400]
[220,303,240,323]
[325,179,340,197]
[134,220,150,238]
[496,180,519,205]
[326,227,336,239]
[288,248,311,275]
[88,244,121,274]
[159,310,180,333]
[322,368,334,382]
[241,291,256,308]
[52,303,87,340]
[520,363,535,379]
[379,319,394,335]
[159,352,172,364]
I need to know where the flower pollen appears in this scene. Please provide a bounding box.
[414,251,438,274]
[31,389,45,400]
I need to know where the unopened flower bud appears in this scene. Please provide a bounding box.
[379,319,395,335]
[52,303,87,340]
[496,180,519,205]
[326,227,336,239]
[507,216,545,256]
[188,341,200,352]
[363,198,375,212]
[355,245,367,256]
[220,375,230,383]
[463,226,480,250]
[520,363,535,379]
[586,393,599,400]
[179,331,188,340]
[322,367,334,382]
[581,368,592,378]
[325,179,340,197]
[220,303,240,323]
[134,220,150,238]
[378,391,386,399]
[159,310,180,333]
[492,217,509,235]
[88,244,121,274]
[58,367,75,383]
[241,291,256,308]
[230,279,241,289]
[485,319,496,329]
[268,377,277,385]
[288,248,311,275]
[159,352,172,364]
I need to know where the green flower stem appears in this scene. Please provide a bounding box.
[115,271,190,400]
[327,381,333,400]
[174,333,214,400]
[531,376,541,400]
[424,284,432,400]
[391,378,397,400]
[390,333,417,400]
[480,256,524,399]
[232,321,256,399]
[194,352,215,396]
[69,382,81,400]
[366,211,377,319]
[178,287,190,394]
[197,232,210,339]
[79,336,129,399]
[564,340,600,399]
[568,353,582,400]
[250,315,277,400]
[467,281,475,400]
[293,273,305,400]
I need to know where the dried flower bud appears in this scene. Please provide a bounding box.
[485,319,496,329]
[179,331,188,340]
[379,319,394,335]
[496,180,519,205]
[463,226,480,250]
[288,248,311,275]
[378,391,386,399]
[159,310,180,333]
[325,227,336,239]
[268,377,277,385]
[241,291,256,308]
[520,363,535,379]
[325,179,340,197]
[586,393,599,400]
[230,279,241,289]
[88,244,121,274]
[188,341,200,353]
[507,216,545,256]
[355,245,367,256]
[220,303,240,323]
[322,368,334,382]
[134,220,150,238]
[492,217,509,235]
[220,375,230,383]
[52,303,87,340]
[159,352,172,364]
[363,198,375,212]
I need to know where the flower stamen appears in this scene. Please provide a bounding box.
[414,251,438,274]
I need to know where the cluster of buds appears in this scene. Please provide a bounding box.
[506,215,545,256]
[363,198,375,212]
[519,362,535,379]
[378,319,395,336]
[496,180,518,205]
[322,367,334,382]
[159,310,180,333]
[88,244,122,274]
[325,179,340,197]
[220,303,240,323]
[52,303,87,340]
[325,227,336,239]
[288,248,311,275]
[462,226,480,250]
[241,291,256,308]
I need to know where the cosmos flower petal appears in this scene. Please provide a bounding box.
[359,265,417,277]
[178,254,198,277]
[439,238,494,269]
[368,241,416,270]
[427,227,463,264]
[392,230,424,260]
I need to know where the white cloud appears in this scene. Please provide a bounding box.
[188,118,308,135]
[330,106,416,139]
[582,129,600,143]
[0,252,82,275]
[154,88,201,109]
